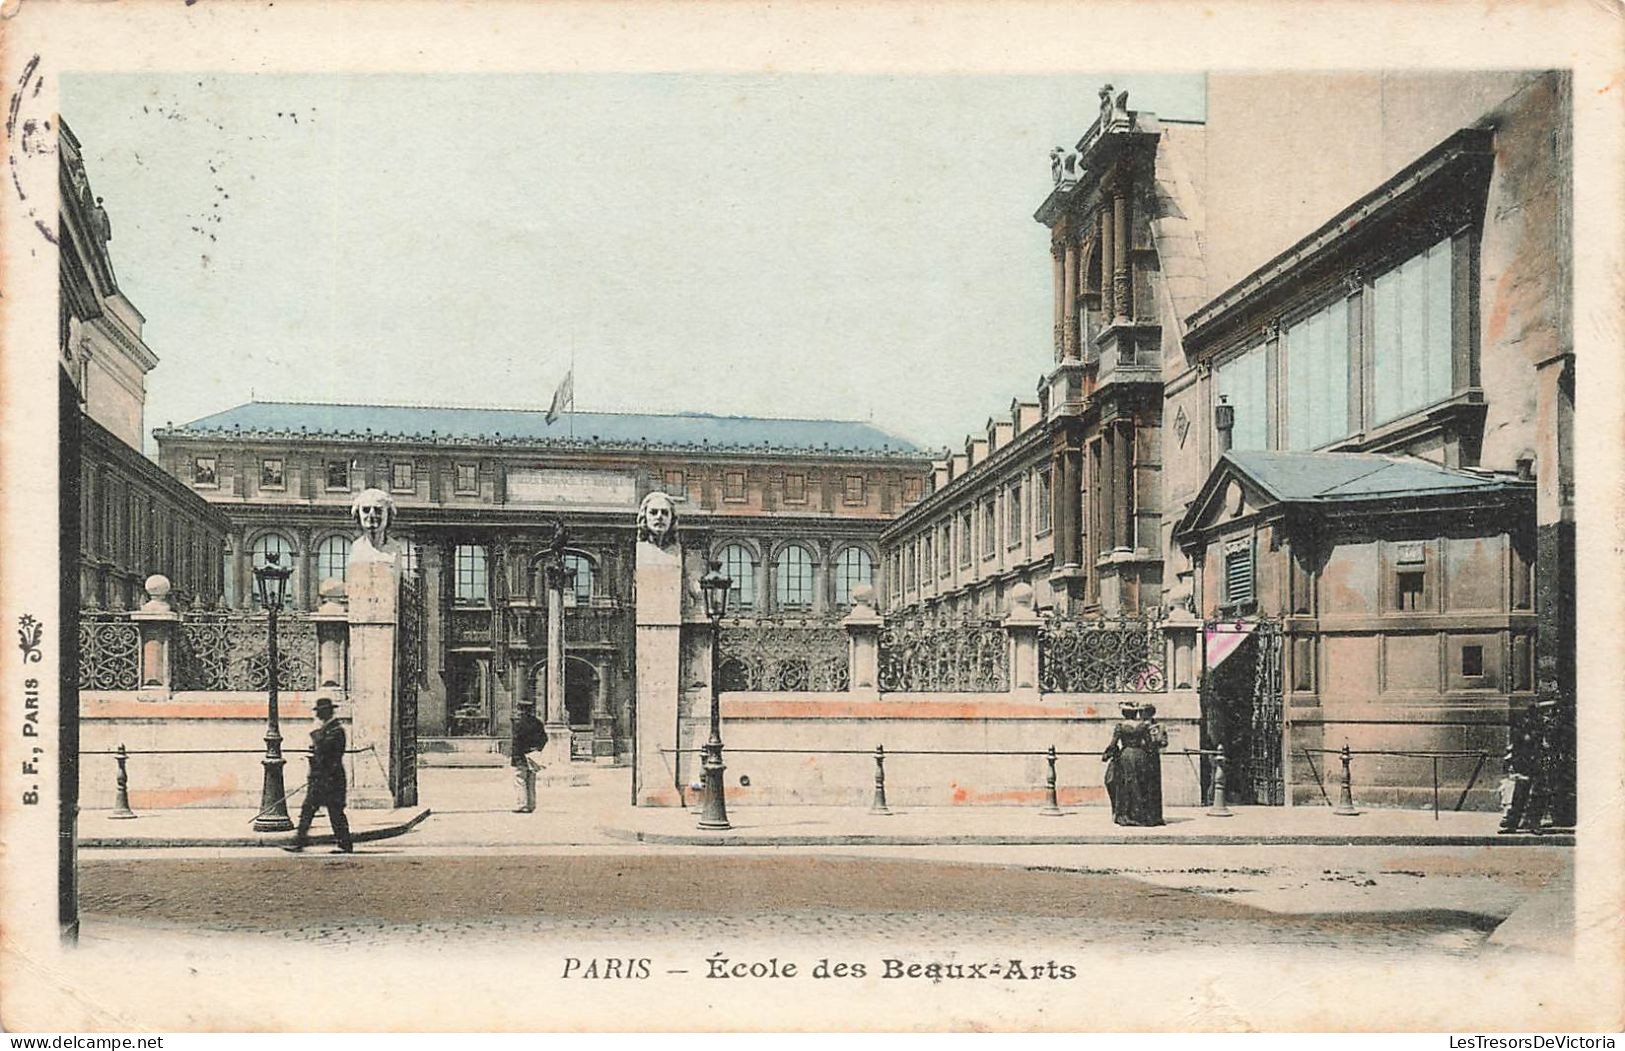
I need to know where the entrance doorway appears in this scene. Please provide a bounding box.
[1200,623,1284,805]
[447,655,490,737]
[565,658,598,761]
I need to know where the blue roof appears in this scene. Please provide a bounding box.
[161,401,925,456]
[1226,450,1529,502]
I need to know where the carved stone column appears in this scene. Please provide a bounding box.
[539,560,569,766]
[1098,208,1115,322]
[591,656,616,764]
[1112,183,1131,324]
[1062,239,1080,359]
[1052,245,1066,360]
[1114,419,1134,550]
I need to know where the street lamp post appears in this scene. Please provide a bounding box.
[252,551,296,832]
[697,559,733,830]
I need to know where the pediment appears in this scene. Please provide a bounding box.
[1174,458,1277,539]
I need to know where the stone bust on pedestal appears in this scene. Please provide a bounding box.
[348,487,402,568]
[637,490,678,550]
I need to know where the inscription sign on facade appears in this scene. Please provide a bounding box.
[506,467,638,507]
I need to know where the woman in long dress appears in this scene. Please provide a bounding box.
[1102,702,1169,826]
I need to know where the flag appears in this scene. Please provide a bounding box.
[1204,621,1256,670]
[545,368,574,425]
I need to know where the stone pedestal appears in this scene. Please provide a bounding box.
[131,575,178,702]
[1004,582,1042,702]
[843,584,882,702]
[634,540,683,805]
[345,559,398,807]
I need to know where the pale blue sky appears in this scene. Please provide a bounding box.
[63,73,1205,454]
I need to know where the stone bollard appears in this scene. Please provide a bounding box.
[1040,745,1063,816]
[870,745,891,815]
[1206,743,1233,817]
[110,743,137,820]
[1334,742,1360,816]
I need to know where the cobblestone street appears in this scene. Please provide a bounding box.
[78,843,1567,957]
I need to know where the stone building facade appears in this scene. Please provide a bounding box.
[153,401,930,762]
[881,72,1572,809]
[61,120,230,612]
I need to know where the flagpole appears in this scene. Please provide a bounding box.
[569,339,576,440]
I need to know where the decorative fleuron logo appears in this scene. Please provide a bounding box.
[1174,405,1191,448]
[17,615,43,663]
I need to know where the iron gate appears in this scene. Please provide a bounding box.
[393,573,425,807]
[1202,618,1285,806]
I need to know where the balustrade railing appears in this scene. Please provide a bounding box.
[79,614,140,691]
[173,612,319,692]
[1038,613,1166,694]
[718,616,850,692]
[877,615,1009,693]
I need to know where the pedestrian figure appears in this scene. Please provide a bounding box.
[510,702,547,813]
[1102,701,1169,826]
[284,696,353,853]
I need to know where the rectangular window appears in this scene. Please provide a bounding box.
[391,462,414,492]
[193,456,218,487]
[1007,482,1023,546]
[1035,469,1052,535]
[723,470,747,501]
[1396,570,1427,612]
[981,499,997,557]
[454,544,488,605]
[326,460,351,491]
[1216,346,1268,451]
[939,524,952,576]
[1461,644,1484,678]
[922,535,934,584]
[455,463,478,494]
[1372,236,1454,425]
[959,509,973,566]
[902,476,923,503]
[784,472,807,504]
[1285,298,1352,450]
[260,459,285,490]
[1223,541,1255,609]
[844,474,866,505]
[663,469,686,496]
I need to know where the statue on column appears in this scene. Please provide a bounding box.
[348,487,402,567]
[637,491,679,550]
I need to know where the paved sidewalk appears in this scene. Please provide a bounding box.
[79,765,1575,850]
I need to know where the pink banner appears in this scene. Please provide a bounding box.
[1205,621,1256,670]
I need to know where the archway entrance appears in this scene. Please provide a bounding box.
[1200,621,1284,805]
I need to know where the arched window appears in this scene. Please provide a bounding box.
[250,532,297,604]
[718,543,756,611]
[562,553,595,606]
[774,544,815,610]
[833,547,874,608]
[315,534,351,584]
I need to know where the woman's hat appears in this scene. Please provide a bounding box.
[1137,703,1158,719]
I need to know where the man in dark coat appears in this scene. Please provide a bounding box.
[510,702,547,813]
[285,696,353,853]
[1499,700,1544,834]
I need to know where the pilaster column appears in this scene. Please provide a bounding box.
[1112,182,1132,323]
[131,574,178,702]
[1062,239,1080,359]
[1100,427,1118,552]
[591,657,616,763]
[1098,208,1115,322]
[1114,420,1134,550]
[1052,246,1066,360]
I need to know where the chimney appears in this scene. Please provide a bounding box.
[1516,455,1535,482]
[1215,395,1235,454]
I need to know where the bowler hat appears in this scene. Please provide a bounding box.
[314,697,337,714]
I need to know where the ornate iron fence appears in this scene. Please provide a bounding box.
[877,615,1009,693]
[1038,613,1166,693]
[172,612,319,692]
[79,614,140,691]
[717,617,850,692]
